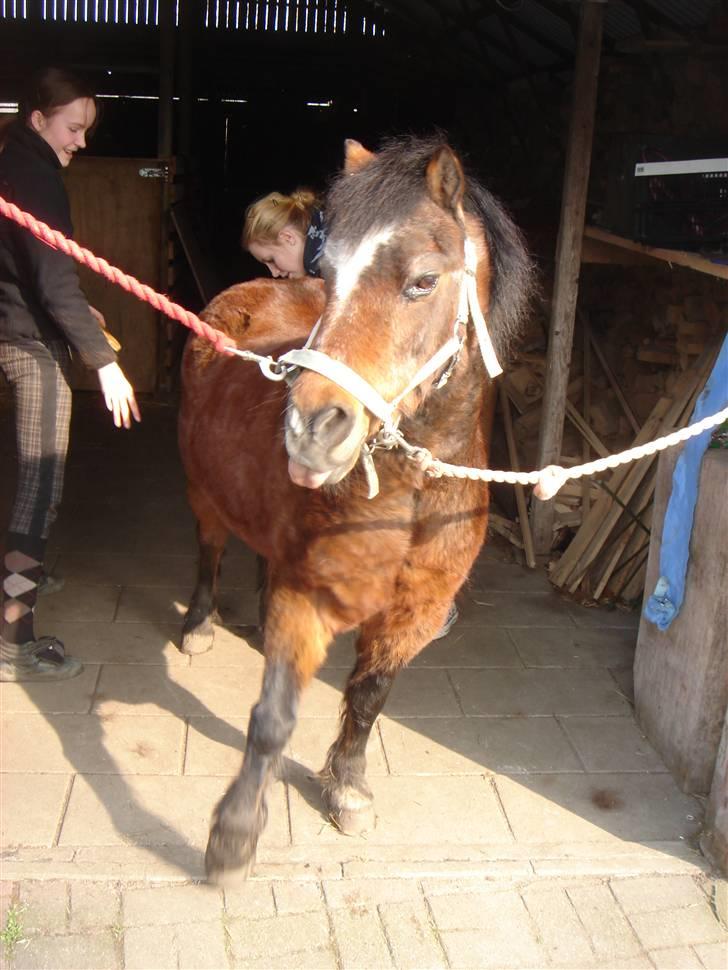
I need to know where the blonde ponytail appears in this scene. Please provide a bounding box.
[242,187,321,249]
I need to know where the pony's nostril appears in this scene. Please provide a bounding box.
[312,406,353,448]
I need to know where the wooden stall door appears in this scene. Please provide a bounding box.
[63,157,166,392]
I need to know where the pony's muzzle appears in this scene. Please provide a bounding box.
[285,402,365,489]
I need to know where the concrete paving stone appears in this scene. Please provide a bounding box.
[175,920,231,970]
[496,773,702,844]
[124,924,177,970]
[0,880,18,927]
[559,715,668,772]
[0,666,99,714]
[467,560,551,593]
[329,905,394,969]
[509,626,637,668]
[714,881,728,925]
[378,899,448,970]
[567,603,641,630]
[58,774,290,850]
[297,668,349,719]
[184,716,248,776]
[122,883,224,926]
[272,880,326,915]
[592,958,653,969]
[430,890,544,968]
[286,717,389,776]
[1,714,184,775]
[223,883,276,920]
[410,627,524,669]
[609,875,710,914]
[611,665,636,705]
[566,883,644,961]
[319,632,357,669]
[18,882,69,934]
[373,668,464,718]
[379,714,582,775]
[693,942,728,968]
[114,585,258,626]
[34,583,121,624]
[52,553,198,588]
[188,626,265,669]
[290,773,512,846]
[1,775,70,848]
[49,620,187,665]
[235,947,338,969]
[92,663,263,717]
[450,666,632,716]
[628,905,727,950]
[68,882,121,931]
[458,589,579,628]
[520,883,597,967]
[225,911,331,962]
[648,946,705,969]
[13,930,119,970]
[323,877,422,910]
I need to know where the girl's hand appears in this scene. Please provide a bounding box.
[96,362,141,429]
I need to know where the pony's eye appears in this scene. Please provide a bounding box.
[404,274,439,301]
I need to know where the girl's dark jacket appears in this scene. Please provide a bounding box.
[0,122,115,369]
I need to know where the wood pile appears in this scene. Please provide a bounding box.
[491,292,724,606]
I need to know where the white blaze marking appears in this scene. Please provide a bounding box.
[331,227,395,305]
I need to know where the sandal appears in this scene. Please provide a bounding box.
[0,635,83,682]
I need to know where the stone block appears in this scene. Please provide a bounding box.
[378,900,447,969]
[521,883,597,967]
[329,906,394,969]
[609,875,708,914]
[272,880,325,915]
[510,627,636,668]
[124,924,177,970]
[647,946,704,969]
[122,884,224,926]
[2,777,71,848]
[559,716,667,773]
[14,931,119,970]
[566,883,642,961]
[69,882,121,931]
[225,911,330,962]
[628,905,727,950]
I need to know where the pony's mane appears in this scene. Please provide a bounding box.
[326,134,536,358]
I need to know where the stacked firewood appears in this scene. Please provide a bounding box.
[491,293,724,606]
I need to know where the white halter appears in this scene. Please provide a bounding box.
[279,237,502,429]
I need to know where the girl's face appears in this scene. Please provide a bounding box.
[30,97,96,167]
[248,226,306,279]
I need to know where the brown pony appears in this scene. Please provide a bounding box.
[178,135,533,882]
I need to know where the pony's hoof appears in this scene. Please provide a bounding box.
[179,629,214,655]
[205,825,256,884]
[325,785,376,836]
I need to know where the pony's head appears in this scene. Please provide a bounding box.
[284,135,534,489]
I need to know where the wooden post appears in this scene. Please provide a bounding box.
[531,0,605,555]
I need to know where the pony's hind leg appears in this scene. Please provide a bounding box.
[321,660,393,835]
[322,597,453,836]
[205,584,330,883]
[181,491,228,655]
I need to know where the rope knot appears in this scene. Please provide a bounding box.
[533,464,568,501]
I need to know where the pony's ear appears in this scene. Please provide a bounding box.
[344,139,375,173]
[426,146,465,214]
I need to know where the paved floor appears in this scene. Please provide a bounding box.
[1,397,726,969]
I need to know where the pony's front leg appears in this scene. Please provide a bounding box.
[322,598,450,836]
[205,587,330,884]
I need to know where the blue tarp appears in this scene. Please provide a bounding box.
[644,335,728,631]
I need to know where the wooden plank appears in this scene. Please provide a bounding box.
[592,473,655,599]
[563,346,719,591]
[530,0,605,555]
[499,383,536,568]
[64,157,164,393]
[584,225,728,281]
[551,343,719,588]
[550,397,670,587]
[564,399,609,459]
[582,322,591,515]
[634,449,728,794]
[581,311,640,435]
